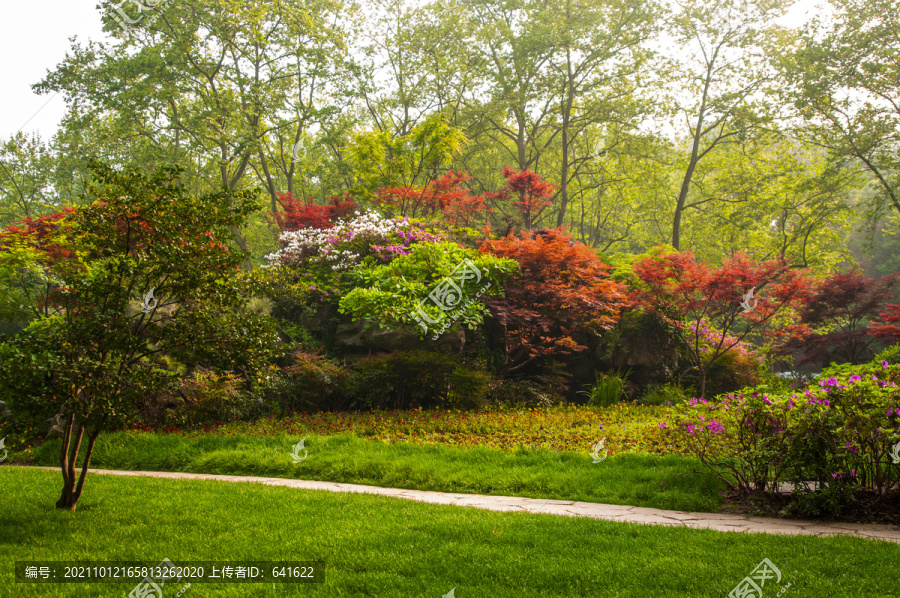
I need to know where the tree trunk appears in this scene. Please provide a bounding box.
[555,17,574,229]
[56,413,105,511]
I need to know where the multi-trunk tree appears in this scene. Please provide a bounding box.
[0,161,282,511]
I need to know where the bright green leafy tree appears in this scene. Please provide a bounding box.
[0,161,283,511]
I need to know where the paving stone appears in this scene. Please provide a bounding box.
[620,514,684,526]
[524,499,576,506]
[571,501,633,511]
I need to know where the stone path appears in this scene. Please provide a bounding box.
[17,466,900,544]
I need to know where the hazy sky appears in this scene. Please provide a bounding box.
[0,0,825,141]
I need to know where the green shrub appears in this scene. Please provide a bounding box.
[260,350,348,414]
[447,367,492,410]
[876,344,900,366]
[485,378,563,409]
[146,369,251,427]
[344,350,490,410]
[661,356,900,518]
[339,242,517,338]
[639,382,691,406]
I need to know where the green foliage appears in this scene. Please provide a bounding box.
[875,344,900,366]
[346,114,467,200]
[639,382,692,406]
[145,369,251,428]
[0,161,285,473]
[663,356,900,518]
[344,351,490,411]
[339,242,518,338]
[579,369,632,407]
[260,350,349,415]
[484,379,564,409]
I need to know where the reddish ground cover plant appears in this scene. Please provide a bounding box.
[630,249,811,398]
[487,166,557,230]
[479,228,629,377]
[776,270,899,366]
[270,192,357,232]
[373,170,488,227]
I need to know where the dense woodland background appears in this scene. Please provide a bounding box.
[1,0,898,281]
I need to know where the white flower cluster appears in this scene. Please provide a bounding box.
[264,210,413,271]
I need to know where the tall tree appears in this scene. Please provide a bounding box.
[0,133,58,230]
[664,0,788,249]
[545,0,658,227]
[35,0,358,269]
[773,0,900,225]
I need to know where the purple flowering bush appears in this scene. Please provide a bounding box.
[662,355,900,517]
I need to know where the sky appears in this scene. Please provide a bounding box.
[0,0,826,142]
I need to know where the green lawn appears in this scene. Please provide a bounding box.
[25,430,725,512]
[1,466,897,597]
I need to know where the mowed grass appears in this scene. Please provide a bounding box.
[28,430,725,513]
[1,466,898,597]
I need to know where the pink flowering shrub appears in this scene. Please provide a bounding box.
[661,354,900,516]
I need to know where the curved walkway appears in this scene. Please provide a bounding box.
[19,466,900,544]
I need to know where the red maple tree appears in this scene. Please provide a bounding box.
[630,249,811,398]
[270,192,357,232]
[0,208,79,262]
[870,304,900,345]
[777,270,900,365]
[479,228,628,378]
[487,166,557,229]
[373,170,487,227]
[0,209,83,314]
